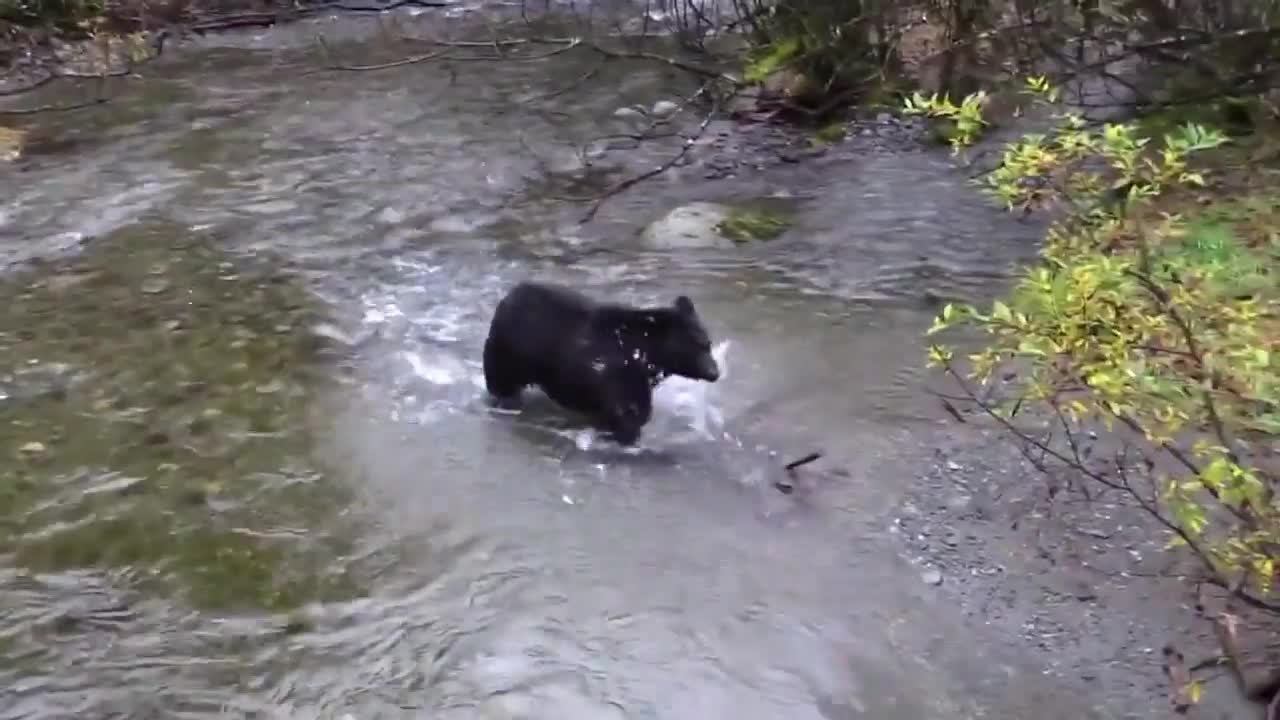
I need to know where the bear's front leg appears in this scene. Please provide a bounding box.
[609,420,642,446]
[599,372,653,447]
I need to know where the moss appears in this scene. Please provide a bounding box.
[0,219,364,612]
[715,207,791,243]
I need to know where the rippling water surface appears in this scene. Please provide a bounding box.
[0,8,1123,720]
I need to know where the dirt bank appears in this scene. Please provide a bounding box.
[890,415,1262,720]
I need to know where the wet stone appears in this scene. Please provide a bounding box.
[140,278,170,295]
[17,441,48,460]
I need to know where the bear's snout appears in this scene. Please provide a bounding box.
[696,354,721,382]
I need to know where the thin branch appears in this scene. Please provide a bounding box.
[396,35,578,47]
[582,41,741,85]
[578,83,716,223]
[0,97,109,115]
[520,59,602,103]
[1126,269,1243,466]
[938,363,1127,491]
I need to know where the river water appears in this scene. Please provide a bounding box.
[0,6,1136,720]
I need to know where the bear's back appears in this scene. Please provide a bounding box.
[492,282,601,364]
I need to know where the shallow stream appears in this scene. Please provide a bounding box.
[0,8,1129,719]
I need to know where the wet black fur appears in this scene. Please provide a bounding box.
[482,281,721,445]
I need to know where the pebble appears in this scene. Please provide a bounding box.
[651,100,679,119]
[17,440,47,459]
[140,278,170,295]
[612,106,645,122]
[921,569,944,586]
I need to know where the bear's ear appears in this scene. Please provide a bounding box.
[674,295,696,316]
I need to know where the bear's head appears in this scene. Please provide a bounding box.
[653,295,720,383]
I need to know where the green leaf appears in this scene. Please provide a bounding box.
[1186,680,1204,705]
[991,300,1013,323]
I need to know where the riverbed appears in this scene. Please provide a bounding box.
[0,5,1253,719]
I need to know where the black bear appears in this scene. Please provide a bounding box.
[482,281,721,446]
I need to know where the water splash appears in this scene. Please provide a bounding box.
[652,339,731,440]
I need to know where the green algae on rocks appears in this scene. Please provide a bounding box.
[0,220,363,612]
[715,206,792,243]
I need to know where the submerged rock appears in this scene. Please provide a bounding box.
[641,201,795,249]
[651,100,680,120]
[612,106,646,123]
[640,202,736,250]
[17,441,48,460]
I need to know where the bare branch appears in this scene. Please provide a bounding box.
[0,97,109,115]
[577,83,718,223]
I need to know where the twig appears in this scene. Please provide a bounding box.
[774,451,822,494]
[316,35,583,72]
[397,35,578,47]
[323,0,452,11]
[313,34,449,71]
[0,98,108,115]
[0,73,58,97]
[1126,269,1243,469]
[1188,654,1230,673]
[1162,644,1194,713]
[520,59,602,103]
[579,84,715,223]
[939,396,967,423]
[582,41,741,85]
[784,452,823,471]
[186,0,453,33]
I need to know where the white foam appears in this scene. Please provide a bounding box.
[402,351,463,386]
[652,339,731,439]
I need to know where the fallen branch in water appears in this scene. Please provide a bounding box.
[311,33,582,72]
[518,59,603,104]
[784,452,823,471]
[396,35,579,48]
[313,34,450,71]
[0,59,147,97]
[400,25,739,85]
[577,82,717,223]
[185,0,452,34]
[774,451,824,494]
[0,97,109,115]
[581,41,742,86]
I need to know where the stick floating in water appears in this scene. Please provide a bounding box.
[783,451,823,472]
[775,451,823,494]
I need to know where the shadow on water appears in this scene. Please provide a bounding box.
[0,8,1122,720]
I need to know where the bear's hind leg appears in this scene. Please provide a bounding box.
[483,336,527,407]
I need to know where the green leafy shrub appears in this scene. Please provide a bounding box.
[901,89,990,151]
[735,0,889,107]
[926,79,1279,647]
